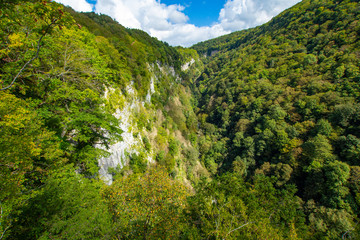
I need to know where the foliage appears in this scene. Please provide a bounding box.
[66,9,182,97]
[193,0,360,238]
[0,0,73,90]
[185,173,307,239]
[10,165,113,240]
[0,92,63,238]
[2,0,360,239]
[103,167,189,239]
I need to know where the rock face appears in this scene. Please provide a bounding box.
[98,101,140,184]
[145,77,155,103]
[181,59,195,71]
[97,65,166,184]
[97,60,204,184]
[97,82,146,184]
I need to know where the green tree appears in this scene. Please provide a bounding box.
[302,134,335,166]
[255,162,293,187]
[336,135,360,165]
[11,165,113,239]
[103,167,189,239]
[322,160,350,208]
[305,200,354,239]
[0,0,73,91]
[186,173,306,239]
[0,92,63,238]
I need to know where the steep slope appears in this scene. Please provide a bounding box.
[2,0,360,239]
[65,9,207,185]
[0,1,205,238]
[193,0,360,238]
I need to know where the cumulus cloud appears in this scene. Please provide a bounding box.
[55,0,93,12]
[94,0,231,46]
[56,0,301,46]
[219,0,301,31]
[95,0,188,29]
[150,23,229,47]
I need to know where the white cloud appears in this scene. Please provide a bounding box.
[56,0,301,46]
[94,0,230,46]
[55,0,93,12]
[95,0,189,29]
[219,0,301,31]
[150,23,229,47]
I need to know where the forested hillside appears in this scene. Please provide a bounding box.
[0,0,203,238]
[1,0,360,239]
[192,0,360,238]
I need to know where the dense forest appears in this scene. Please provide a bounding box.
[1,0,360,239]
[192,0,360,238]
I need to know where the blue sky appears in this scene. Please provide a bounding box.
[56,0,301,46]
[161,0,227,26]
[84,0,227,26]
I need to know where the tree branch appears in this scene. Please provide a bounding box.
[0,201,11,240]
[342,221,359,239]
[1,18,58,91]
[0,225,10,240]
[0,224,10,240]
[223,221,253,240]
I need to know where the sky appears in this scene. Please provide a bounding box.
[54,0,301,47]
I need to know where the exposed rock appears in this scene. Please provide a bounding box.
[181,58,195,71]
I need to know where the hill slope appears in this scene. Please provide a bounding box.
[193,0,360,238]
[0,1,204,238]
[1,0,360,239]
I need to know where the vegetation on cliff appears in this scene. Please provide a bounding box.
[1,0,360,239]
